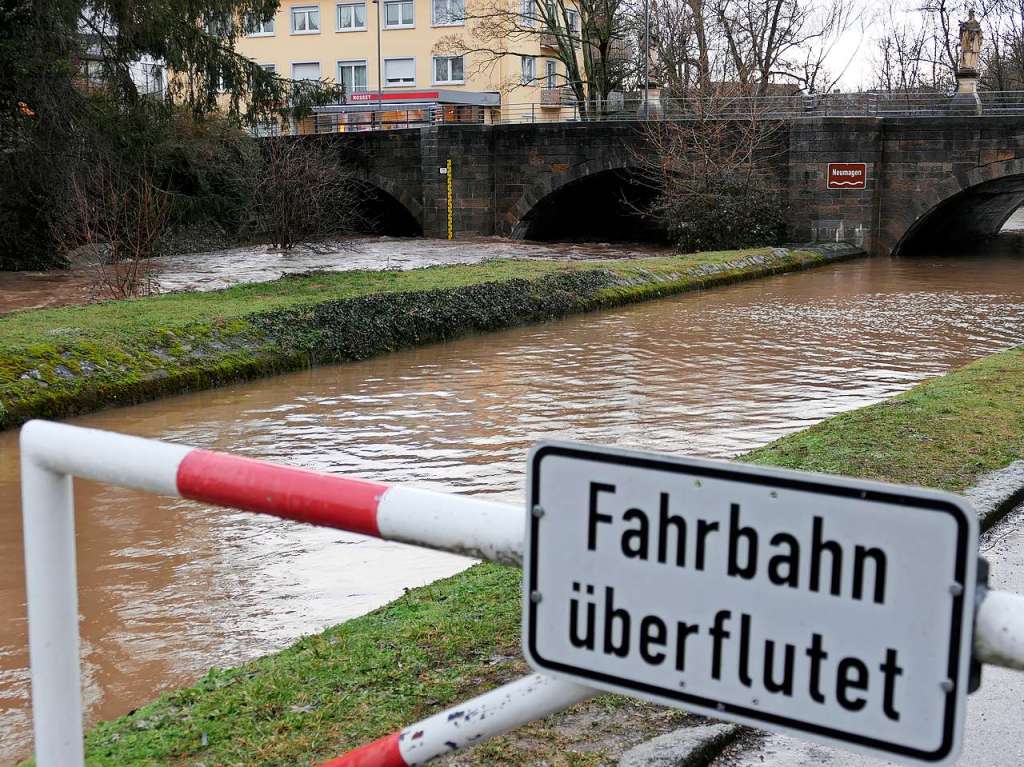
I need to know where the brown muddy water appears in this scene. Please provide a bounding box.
[0,236,664,314]
[3,250,1024,762]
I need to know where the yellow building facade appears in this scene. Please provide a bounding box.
[233,0,579,130]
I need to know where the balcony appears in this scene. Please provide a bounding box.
[540,30,559,49]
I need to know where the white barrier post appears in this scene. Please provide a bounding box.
[975,590,1024,670]
[20,447,84,767]
[319,673,595,767]
[17,420,1024,767]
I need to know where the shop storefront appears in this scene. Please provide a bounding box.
[313,89,500,132]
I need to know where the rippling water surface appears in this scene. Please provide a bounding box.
[1,252,1024,761]
[0,236,664,314]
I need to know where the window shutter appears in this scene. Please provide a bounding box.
[292,62,321,81]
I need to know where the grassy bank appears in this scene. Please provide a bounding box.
[0,244,859,431]
[57,344,1024,767]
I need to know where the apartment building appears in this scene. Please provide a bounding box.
[233,0,579,131]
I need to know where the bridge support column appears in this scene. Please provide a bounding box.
[786,119,885,255]
[419,126,496,239]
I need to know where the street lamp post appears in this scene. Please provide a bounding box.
[642,0,649,119]
[372,0,384,124]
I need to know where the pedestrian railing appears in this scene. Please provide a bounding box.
[284,90,1024,135]
[18,420,1024,766]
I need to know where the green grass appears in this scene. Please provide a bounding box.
[743,345,1024,493]
[0,246,850,430]
[52,344,1024,767]
[0,249,763,343]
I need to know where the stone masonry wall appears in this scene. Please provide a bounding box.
[311,115,1024,255]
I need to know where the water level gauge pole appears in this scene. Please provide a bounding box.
[643,0,650,120]
[446,159,454,240]
[373,0,383,126]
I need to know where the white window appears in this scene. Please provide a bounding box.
[433,55,464,83]
[292,61,322,81]
[291,6,321,33]
[338,60,369,93]
[544,59,556,89]
[82,59,105,86]
[260,63,277,74]
[383,0,414,27]
[565,8,579,35]
[520,0,535,26]
[384,57,415,86]
[520,55,536,84]
[251,121,281,137]
[432,0,464,25]
[246,14,276,35]
[337,2,367,30]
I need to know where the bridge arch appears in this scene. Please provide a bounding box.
[509,159,665,242]
[350,172,423,236]
[893,159,1024,255]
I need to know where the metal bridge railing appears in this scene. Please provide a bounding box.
[275,90,1024,135]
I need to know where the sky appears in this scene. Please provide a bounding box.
[821,0,969,91]
[826,1,890,91]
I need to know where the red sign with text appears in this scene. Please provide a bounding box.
[349,91,440,102]
[827,163,867,189]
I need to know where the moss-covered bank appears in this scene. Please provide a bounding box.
[0,244,860,431]
[54,344,1024,767]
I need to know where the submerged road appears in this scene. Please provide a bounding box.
[2,250,1024,761]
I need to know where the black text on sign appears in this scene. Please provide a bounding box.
[523,443,977,766]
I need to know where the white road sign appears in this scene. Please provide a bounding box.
[523,442,979,765]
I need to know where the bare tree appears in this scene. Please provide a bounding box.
[58,163,170,299]
[638,94,788,250]
[712,0,854,93]
[980,0,1024,89]
[868,0,992,93]
[645,0,716,95]
[645,0,854,98]
[871,3,935,91]
[435,0,633,116]
[791,0,862,92]
[249,140,361,249]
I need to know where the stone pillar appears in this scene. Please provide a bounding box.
[420,126,496,239]
[418,127,448,238]
[786,119,883,254]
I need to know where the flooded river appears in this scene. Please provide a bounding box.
[0,237,662,314]
[2,249,1024,762]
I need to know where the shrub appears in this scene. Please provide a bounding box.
[640,101,789,252]
[248,138,360,249]
[663,177,788,253]
[151,112,261,236]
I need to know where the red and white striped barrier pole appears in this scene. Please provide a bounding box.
[319,674,595,767]
[19,420,527,767]
[30,419,1024,767]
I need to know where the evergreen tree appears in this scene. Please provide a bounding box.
[0,1,340,269]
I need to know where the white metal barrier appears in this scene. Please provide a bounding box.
[19,420,1024,766]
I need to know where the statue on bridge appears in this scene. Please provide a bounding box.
[953,9,983,113]
[959,9,983,78]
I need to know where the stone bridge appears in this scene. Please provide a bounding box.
[311,116,1024,256]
